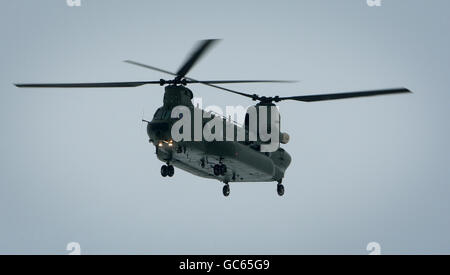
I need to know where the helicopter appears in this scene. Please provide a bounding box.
[15,39,411,197]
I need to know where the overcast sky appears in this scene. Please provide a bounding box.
[1,0,449,254]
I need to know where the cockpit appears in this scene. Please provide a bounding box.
[153,107,172,120]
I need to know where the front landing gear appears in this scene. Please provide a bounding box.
[277,180,285,196]
[223,183,230,197]
[161,164,174,177]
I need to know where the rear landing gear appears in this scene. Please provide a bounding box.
[223,183,230,197]
[277,182,285,196]
[161,165,174,177]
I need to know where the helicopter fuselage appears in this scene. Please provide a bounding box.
[146,85,291,183]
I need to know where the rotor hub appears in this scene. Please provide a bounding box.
[159,78,189,86]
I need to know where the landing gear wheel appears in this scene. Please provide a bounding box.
[223,184,230,197]
[167,165,174,177]
[277,183,285,196]
[161,165,169,177]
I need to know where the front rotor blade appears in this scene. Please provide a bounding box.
[188,80,297,84]
[279,88,411,102]
[183,76,257,99]
[124,60,178,77]
[176,39,220,78]
[15,81,161,88]
[123,60,293,99]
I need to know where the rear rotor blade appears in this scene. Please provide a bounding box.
[279,88,411,102]
[15,81,161,88]
[176,39,220,77]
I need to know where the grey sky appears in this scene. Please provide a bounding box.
[1,0,449,254]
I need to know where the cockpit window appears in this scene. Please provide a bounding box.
[163,109,171,119]
[153,108,173,120]
[153,108,164,120]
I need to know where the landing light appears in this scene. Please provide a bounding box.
[159,140,173,147]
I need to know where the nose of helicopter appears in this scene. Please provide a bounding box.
[146,120,172,144]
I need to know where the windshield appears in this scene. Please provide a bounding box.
[153,108,164,120]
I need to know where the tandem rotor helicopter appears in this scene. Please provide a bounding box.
[15,39,411,197]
